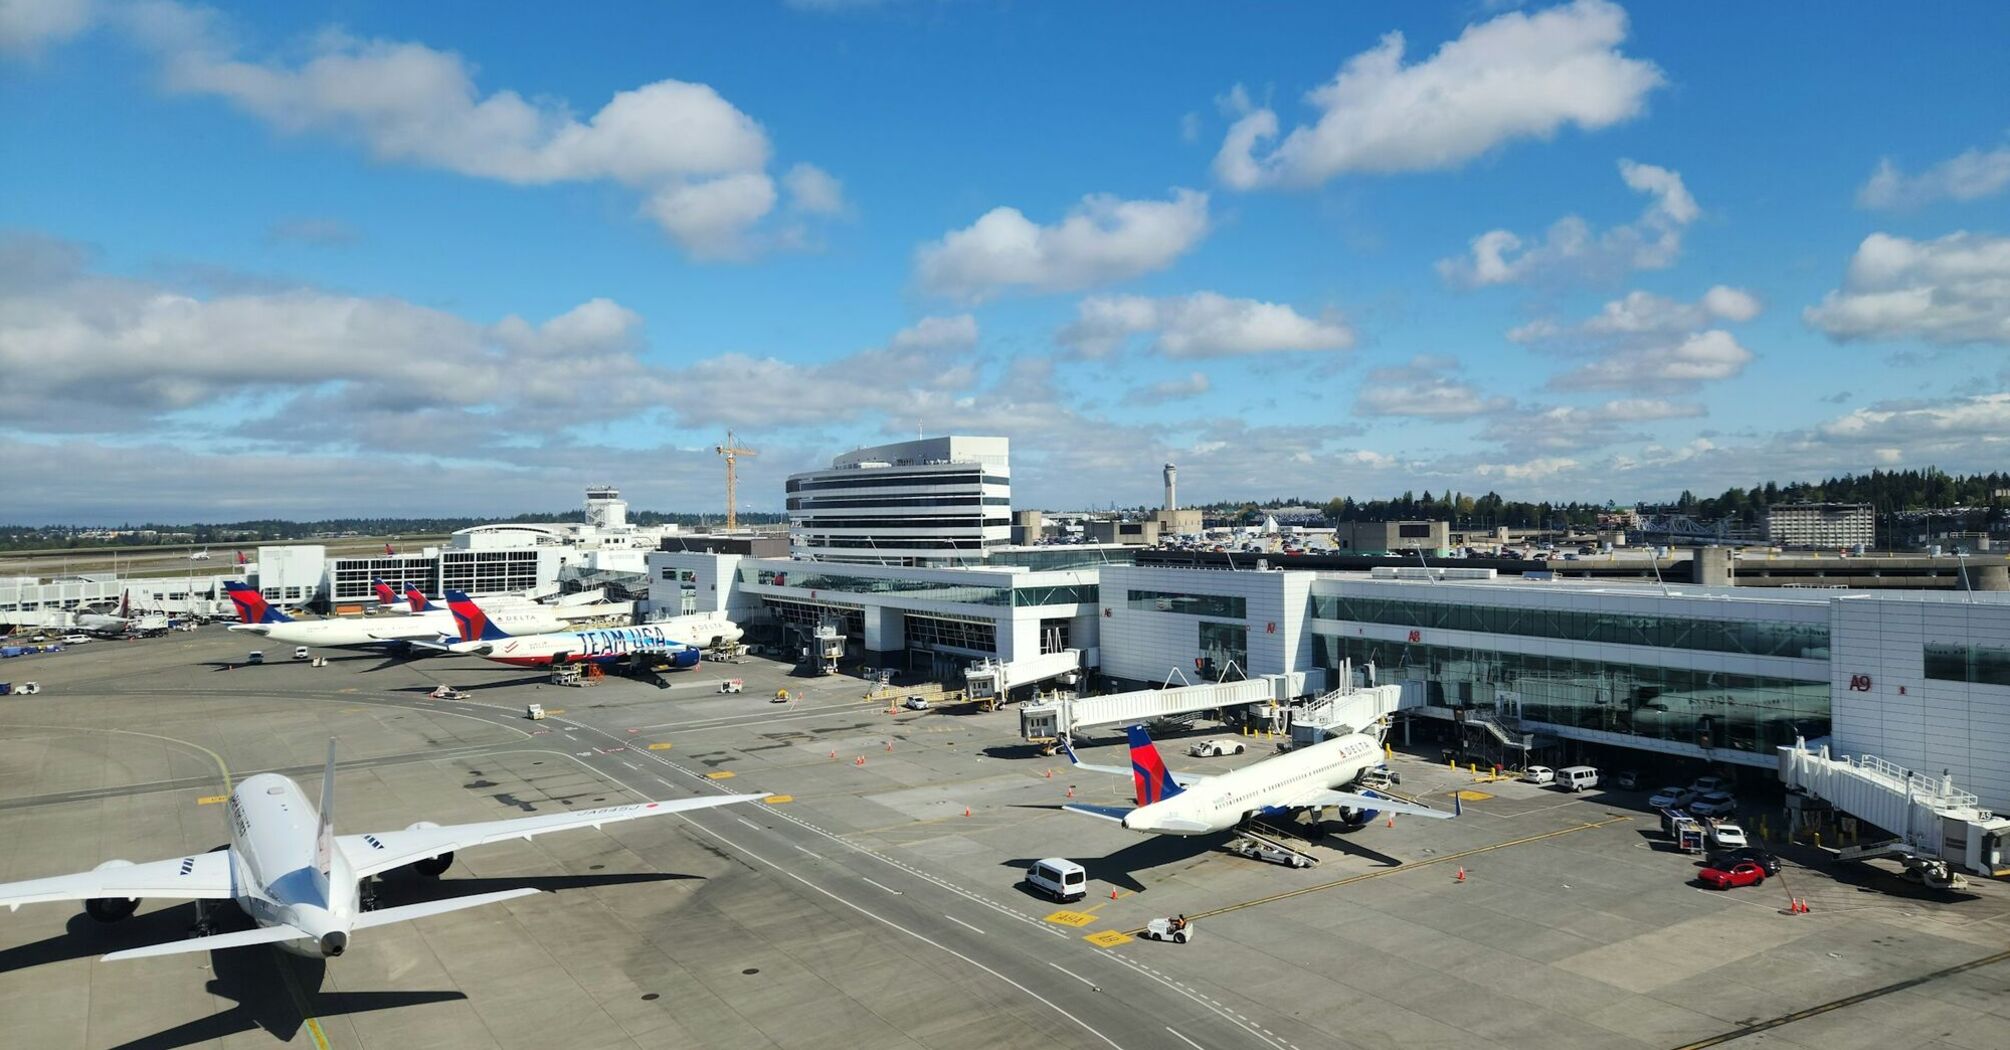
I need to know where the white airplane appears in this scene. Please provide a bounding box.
[223,582,565,651]
[0,740,767,961]
[443,591,723,669]
[188,548,211,561]
[1062,725,1454,835]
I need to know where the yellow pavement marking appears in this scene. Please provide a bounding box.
[544,708,566,715]
[197,795,228,805]
[1456,789,1495,801]
[342,708,363,714]
[646,742,674,750]
[1085,930,1134,948]
[705,770,736,780]
[338,688,356,694]
[762,794,794,804]
[1044,910,1096,928]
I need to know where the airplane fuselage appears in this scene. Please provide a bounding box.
[453,623,705,668]
[230,605,564,648]
[1121,733,1383,835]
[224,774,358,958]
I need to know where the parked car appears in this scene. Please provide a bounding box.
[1689,792,1739,817]
[1555,765,1600,791]
[1689,774,1732,795]
[1706,847,1781,876]
[1614,770,1640,790]
[903,695,931,711]
[1705,821,1749,850]
[1697,860,1768,889]
[1521,765,1555,785]
[1649,786,1695,809]
[1187,739,1247,757]
[60,634,93,645]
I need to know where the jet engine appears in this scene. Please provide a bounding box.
[85,859,139,921]
[405,822,452,876]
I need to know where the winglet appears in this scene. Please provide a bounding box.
[1454,791,1462,819]
[316,738,337,878]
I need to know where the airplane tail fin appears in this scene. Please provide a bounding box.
[223,582,291,624]
[445,590,510,641]
[316,739,336,878]
[1125,724,1183,806]
[372,578,399,606]
[119,589,130,618]
[405,585,438,613]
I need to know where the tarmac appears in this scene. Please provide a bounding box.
[2,627,2008,1050]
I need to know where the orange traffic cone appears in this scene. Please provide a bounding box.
[1455,866,1466,882]
[1045,768,1054,779]
[855,755,865,766]
[829,750,837,760]
[964,806,972,817]
[1385,816,1395,828]
[1066,786,1075,798]
[1110,889,1119,900]
[885,741,893,752]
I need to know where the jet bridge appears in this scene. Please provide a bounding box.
[1019,678,1279,742]
[1778,739,2010,880]
[965,649,1085,707]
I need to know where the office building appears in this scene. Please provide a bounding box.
[786,436,1011,566]
[1767,502,1874,549]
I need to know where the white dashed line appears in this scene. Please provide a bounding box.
[1047,962,1097,990]
[1164,1028,1206,1050]
[859,877,903,895]
[943,914,985,935]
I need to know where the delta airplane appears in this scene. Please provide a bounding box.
[444,591,707,668]
[1062,725,1455,835]
[0,741,766,961]
[224,582,565,651]
[73,591,167,636]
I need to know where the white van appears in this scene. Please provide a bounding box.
[1026,858,1087,903]
[1556,765,1600,792]
[293,646,311,661]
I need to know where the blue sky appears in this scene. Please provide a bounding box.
[2,0,2007,522]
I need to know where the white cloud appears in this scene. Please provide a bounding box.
[1480,397,1705,452]
[1804,232,2010,346]
[1551,329,1752,391]
[1,0,91,56]
[660,315,983,429]
[1130,371,1212,404]
[1439,159,1698,286]
[1858,146,2010,210]
[1472,456,1582,482]
[1214,0,1662,189]
[914,189,1210,302]
[1818,392,2010,447]
[783,162,847,215]
[1513,285,1761,394]
[107,4,831,257]
[1058,291,1352,359]
[1354,356,1512,418]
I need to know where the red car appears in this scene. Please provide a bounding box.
[1697,860,1767,889]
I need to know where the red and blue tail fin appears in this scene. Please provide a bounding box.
[223,582,291,624]
[445,590,510,642]
[1125,725,1183,806]
[403,585,437,612]
[372,578,398,606]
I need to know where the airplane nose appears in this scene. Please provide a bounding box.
[319,931,347,957]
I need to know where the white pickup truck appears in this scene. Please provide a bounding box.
[1187,739,1246,757]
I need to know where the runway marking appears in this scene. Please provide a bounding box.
[677,821,1126,1049]
[944,914,985,934]
[860,877,903,895]
[762,794,794,804]
[1045,910,1096,928]
[1149,814,1634,928]
[705,770,736,780]
[736,817,762,830]
[647,742,673,750]
[1084,930,1133,948]
[1165,1027,1206,1050]
[1456,789,1494,801]
[1047,962,1097,989]
[1666,946,2010,1049]
[196,795,227,805]
[793,845,822,859]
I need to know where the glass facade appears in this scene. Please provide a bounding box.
[1311,593,1829,660]
[1199,621,1248,674]
[1924,642,2010,687]
[986,548,1136,571]
[329,555,441,601]
[904,613,998,654]
[441,550,542,596]
[744,567,1094,608]
[786,472,1009,492]
[1127,589,1248,619]
[1316,634,1830,756]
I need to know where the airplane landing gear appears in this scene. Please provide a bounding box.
[189,899,217,938]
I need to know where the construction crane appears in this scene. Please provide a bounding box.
[714,430,758,532]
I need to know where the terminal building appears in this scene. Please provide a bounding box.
[786,436,1011,566]
[1767,502,1875,549]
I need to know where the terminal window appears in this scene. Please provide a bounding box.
[1924,642,2010,687]
[1127,589,1247,619]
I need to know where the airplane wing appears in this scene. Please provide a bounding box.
[0,851,235,912]
[1280,788,1456,821]
[339,794,769,879]
[1060,803,1133,823]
